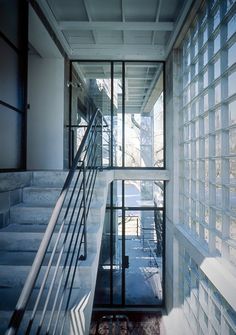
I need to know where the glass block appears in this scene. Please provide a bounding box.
[228,14,236,40]
[203,49,208,66]
[204,228,209,243]
[227,0,236,12]
[228,71,236,97]
[203,27,208,45]
[215,83,221,105]
[214,34,221,54]
[204,70,208,88]
[228,42,236,68]
[230,187,236,211]
[230,217,236,240]
[215,108,221,129]
[214,58,221,79]
[216,185,222,207]
[215,133,221,156]
[229,246,236,265]
[216,213,222,232]
[204,94,209,111]
[229,99,236,125]
[215,236,222,254]
[230,158,236,182]
[229,128,236,154]
[216,159,221,182]
[213,9,220,31]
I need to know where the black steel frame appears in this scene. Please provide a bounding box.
[69,59,166,308]
[69,60,166,170]
[94,180,165,309]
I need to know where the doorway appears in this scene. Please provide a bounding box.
[94,180,164,307]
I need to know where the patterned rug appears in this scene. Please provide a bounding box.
[90,311,162,335]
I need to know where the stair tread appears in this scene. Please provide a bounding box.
[0,171,108,332]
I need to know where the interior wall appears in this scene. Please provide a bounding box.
[27,5,64,170]
[27,55,64,170]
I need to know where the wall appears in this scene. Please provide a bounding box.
[165,0,236,334]
[27,55,64,170]
[27,5,64,170]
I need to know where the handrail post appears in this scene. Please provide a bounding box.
[82,161,87,260]
[101,114,103,169]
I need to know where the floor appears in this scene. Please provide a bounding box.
[89,311,163,335]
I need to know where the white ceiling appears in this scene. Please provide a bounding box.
[36,0,194,60]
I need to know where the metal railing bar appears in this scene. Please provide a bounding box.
[50,219,85,335]
[46,210,85,334]
[86,168,99,217]
[45,181,88,332]
[33,166,85,324]
[6,109,110,335]
[52,162,99,333]
[56,224,89,335]
[28,173,84,329]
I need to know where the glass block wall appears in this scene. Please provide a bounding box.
[179,0,236,266]
[180,248,236,334]
[178,0,236,333]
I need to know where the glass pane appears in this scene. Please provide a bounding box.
[113,63,123,166]
[94,210,111,305]
[72,61,111,164]
[124,62,164,167]
[125,210,163,305]
[124,180,164,207]
[113,209,122,304]
[0,0,20,47]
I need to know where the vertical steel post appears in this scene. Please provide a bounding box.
[82,161,87,260]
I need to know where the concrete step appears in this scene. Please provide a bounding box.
[31,170,105,188]
[0,287,90,334]
[0,170,109,335]
[0,253,97,292]
[0,224,102,260]
[10,202,104,225]
[23,186,105,207]
[31,171,68,187]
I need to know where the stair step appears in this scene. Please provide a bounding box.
[10,202,104,224]
[0,287,91,334]
[0,254,97,291]
[0,225,102,258]
[0,286,84,312]
[0,171,109,335]
[32,171,68,187]
[23,186,105,206]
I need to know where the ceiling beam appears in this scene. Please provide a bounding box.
[152,0,163,44]
[60,21,174,31]
[81,0,97,44]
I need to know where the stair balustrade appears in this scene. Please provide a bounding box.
[5,109,110,335]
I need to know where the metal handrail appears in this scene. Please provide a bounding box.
[6,109,110,335]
